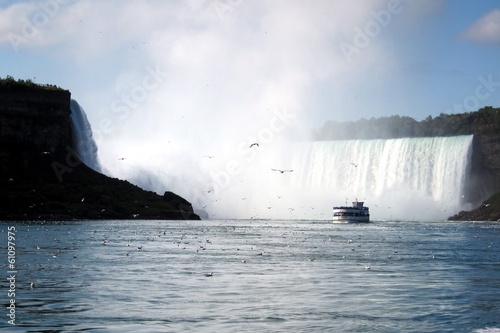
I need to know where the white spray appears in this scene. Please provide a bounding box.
[111,135,474,221]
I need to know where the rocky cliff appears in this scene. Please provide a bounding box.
[0,82,199,220]
[449,132,500,221]
[466,133,500,203]
[0,88,72,173]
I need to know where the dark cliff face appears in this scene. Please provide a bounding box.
[0,86,199,220]
[0,89,73,176]
[0,89,72,151]
[476,133,500,179]
[452,133,500,221]
[467,133,500,206]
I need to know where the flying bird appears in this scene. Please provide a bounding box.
[271,169,293,173]
[249,143,259,148]
[350,162,358,167]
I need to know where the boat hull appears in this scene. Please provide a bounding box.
[332,202,370,223]
[332,216,370,223]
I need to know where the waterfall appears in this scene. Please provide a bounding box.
[203,135,474,220]
[69,99,101,172]
[283,136,474,220]
[109,134,473,221]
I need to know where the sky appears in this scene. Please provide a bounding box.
[1,0,499,219]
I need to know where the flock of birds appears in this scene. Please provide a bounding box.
[199,142,299,217]
[113,140,365,219]
[196,142,363,218]
[25,220,443,291]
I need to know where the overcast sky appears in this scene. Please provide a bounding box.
[1,0,499,218]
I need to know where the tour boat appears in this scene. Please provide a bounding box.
[332,200,370,223]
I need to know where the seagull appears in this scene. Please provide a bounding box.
[249,143,259,148]
[350,162,358,167]
[204,272,213,277]
[118,157,126,160]
[203,155,215,159]
[53,249,60,258]
[30,281,35,289]
[41,151,51,155]
[271,169,293,173]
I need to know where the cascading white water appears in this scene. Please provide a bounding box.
[281,135,474,220]
[69,99,101,172]
[289,136,472,200]
[199,135,474,221]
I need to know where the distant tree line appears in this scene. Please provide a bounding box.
[0,75,64,92]
[313,106,500,140]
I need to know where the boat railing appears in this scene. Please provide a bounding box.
[333,206,369,210]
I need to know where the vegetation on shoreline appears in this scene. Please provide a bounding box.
[314,106,500,140]
[0,75,65,92]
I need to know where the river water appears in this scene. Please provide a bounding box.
[1,219,499,332]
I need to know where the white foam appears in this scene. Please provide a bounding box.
[474,328,500,333]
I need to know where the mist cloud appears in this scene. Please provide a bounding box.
[0,0,462,219]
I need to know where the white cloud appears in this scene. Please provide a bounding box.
[462,8,500,46]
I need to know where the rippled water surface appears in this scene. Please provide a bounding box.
[1,219,499,332]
